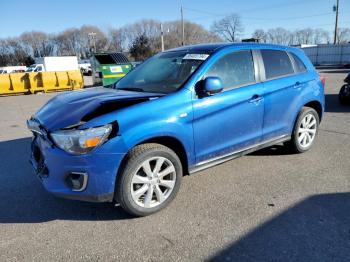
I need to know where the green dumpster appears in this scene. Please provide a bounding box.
[91,53,132,86]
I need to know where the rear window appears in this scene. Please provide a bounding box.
[261,50,294,79]
[291,53,307,73]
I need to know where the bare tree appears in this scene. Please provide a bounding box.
[265,28,291,45]
[115,19,220,54]
[336,28,350,44]
[163,21,220,50]
[3,18,349,67]
[106,28,125,52]
[81,25,108,54]
[313,28,330,44]
[252,29,267,43]
[20,31,55,57]
[211,14,243,42]
[293,28,314,45]
[55,28,81,56]
[117,19,160,52]
[55,25,108,59]
[0,37,35,66]
[252,27,331,45]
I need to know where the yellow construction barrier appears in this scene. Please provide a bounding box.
[0,73,31,95]
[0,74,12,95]
[68,70,84,90]
[28,72,44,93]
[56,71,71,89]
[10,73,31,94]
[42,72,57,91]
[0,70,84,96]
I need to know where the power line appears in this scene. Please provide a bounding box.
[243,12,334,22]
[183,7,224,17]
[182,3,340,32]
[183,0,320,17]
[185,11,334,23]
[232,0,319,14]
[181,1,350,38]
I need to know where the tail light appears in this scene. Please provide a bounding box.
[319,74,326,87]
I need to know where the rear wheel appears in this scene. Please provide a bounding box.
[115,143,182,217]
[285,107,319,153]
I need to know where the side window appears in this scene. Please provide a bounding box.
[291,53,307,73]
[261,50,294,79]
[34,66,42,72]
[204,50,255,90]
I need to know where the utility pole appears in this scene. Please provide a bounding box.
[88,32,97,53]
[160,23,165,52]
[333,0,339,44]
[181,5,185,46]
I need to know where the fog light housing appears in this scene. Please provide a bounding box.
[66,172,88,191]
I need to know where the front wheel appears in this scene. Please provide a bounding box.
[115,143,182,217]
[285,107,320,153]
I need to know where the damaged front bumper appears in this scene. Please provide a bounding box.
[28,121,128,203]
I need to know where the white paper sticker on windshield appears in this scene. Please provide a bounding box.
[183,54,209,60]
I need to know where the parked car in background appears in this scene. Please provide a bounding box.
[339,72,350,105]
[27,43,325,217]
[79,60,92,76]
[0,66,27,74]
[26,56,79,72]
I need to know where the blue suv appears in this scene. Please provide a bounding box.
[27,43,325,216]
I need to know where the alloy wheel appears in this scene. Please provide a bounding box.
[297,113,317,148]
[130,157,176,208]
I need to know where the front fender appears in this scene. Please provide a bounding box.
[121,121,195,166]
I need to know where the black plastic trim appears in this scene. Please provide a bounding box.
[189,135,291,174]
[52,192,114,203]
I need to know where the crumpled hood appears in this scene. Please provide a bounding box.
[34,87,163,131]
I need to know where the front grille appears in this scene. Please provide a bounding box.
[32,142,48,177]
[27,117,53,146]
[32,144,42,164]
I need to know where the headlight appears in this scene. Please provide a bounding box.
[51,124,112,155]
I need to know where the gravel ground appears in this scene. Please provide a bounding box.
[0,70,349,262]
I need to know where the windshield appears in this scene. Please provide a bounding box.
[26,65,36,72]
[115,51,209,94]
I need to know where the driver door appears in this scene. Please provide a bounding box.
[192,50,264,164]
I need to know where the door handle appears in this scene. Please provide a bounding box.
[249,94,262,103]
[294,81,304,89]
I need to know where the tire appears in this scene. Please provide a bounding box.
[339,85,350,105]
[115,143,182,217]
[285,107,320,154]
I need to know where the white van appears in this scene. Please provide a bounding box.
[26,56,79,72]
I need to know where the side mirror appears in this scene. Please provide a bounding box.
[202,77,223,95]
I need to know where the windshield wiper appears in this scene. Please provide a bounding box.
[118,87,145,92]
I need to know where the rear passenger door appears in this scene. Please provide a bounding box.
[259,49,304,141]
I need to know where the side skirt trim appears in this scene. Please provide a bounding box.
[189,134,291,174]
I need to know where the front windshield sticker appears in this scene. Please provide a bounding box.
[183,54,209,60]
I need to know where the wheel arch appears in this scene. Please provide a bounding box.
[119,136,190,178]
[289,100,323,136]
[303,100,323,121]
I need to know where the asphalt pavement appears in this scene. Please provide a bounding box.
[0,70,349,261]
